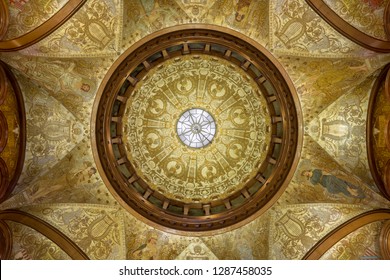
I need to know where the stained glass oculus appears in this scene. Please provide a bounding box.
[176,108,216,148]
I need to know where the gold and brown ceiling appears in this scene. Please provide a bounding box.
[93,25,302,233]
[1,0,390,260]
[0,61,25,203]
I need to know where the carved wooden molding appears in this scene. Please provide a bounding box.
[386,65,390,102]
[0,61,26,203]
[0,0,86,52]
[0,158,9,199]
[305,0,390,53]
[387,118,390,150]
[0,110,7,153]
[367,63,390,200]
[380,220,390,259]
[303,209,390,260]
[384,160,390,191]
[92,24,303,234]
[0,220,12,260]
[0,64,7,105]
[0,0,9,41]
[385,2,390,40]
[0,210,89,260]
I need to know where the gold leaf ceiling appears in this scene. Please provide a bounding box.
[1,0,390,260]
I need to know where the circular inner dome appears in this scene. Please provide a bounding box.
[177,108,216,148]
[94,26,301,233]
[123,54,271,204]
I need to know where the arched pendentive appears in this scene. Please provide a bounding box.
[303,209,390,260]
[0,61,26,203]
[0,0,86,52]
[381,220,390,259]
[367,63,390,201]
[0,220,12,259]
[385,2,390,40]
[305,0,390,53]
[0,0,9,40]
[0,210,89,260]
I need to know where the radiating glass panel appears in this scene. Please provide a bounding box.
[177,108,216,148]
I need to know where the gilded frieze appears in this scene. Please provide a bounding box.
[19,204,126,259]
[320,221,383,260]
[6,220,71,260]
[4,0,68,40]
[270,0,367,57]
[269,204,371,259]
[19,0,122,57]
[322,0,388,41]
[123,55,271,203]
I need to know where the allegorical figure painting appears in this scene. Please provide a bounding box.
[301,169,365,199]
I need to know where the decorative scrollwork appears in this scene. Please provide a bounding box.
[305,0,390,52]
[304,209,390,260]
[0,210,89,260]
[0,0,87,52]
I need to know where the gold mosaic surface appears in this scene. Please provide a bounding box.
[123,54,271,203]
[2,0,390,260]
[323,0,388,40]
[0,83,21,179]
[372,83,390,176]
[4,0,68,40]
[320,221,383,260]
[7,220,71,260]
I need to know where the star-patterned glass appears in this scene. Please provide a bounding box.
[176,108,216,148]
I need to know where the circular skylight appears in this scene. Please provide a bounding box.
[176,108,216,148]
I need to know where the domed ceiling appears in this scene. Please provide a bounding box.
[0,0,390,260]
[123,55,272,204]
